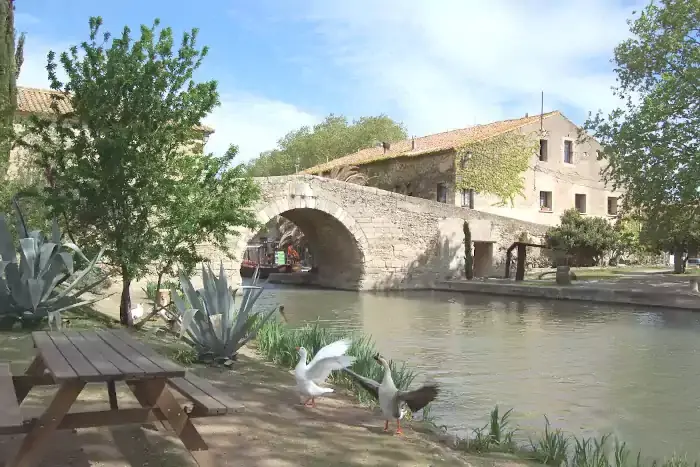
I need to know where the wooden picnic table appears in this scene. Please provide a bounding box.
[0,329,243,467]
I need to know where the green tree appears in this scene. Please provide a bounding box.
[246,114,407,176]
[638,204,700,272]
[583,0,699,268]
[1,0,25,176]
[463,221,474,280]
[22,17,259,325]
[545,209,619,266]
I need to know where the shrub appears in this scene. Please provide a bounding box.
[545,209,618,266]
[0,204,107,329]
[173,263,282,363]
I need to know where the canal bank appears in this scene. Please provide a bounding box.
[268,272,700,311]
[435,278,700,311]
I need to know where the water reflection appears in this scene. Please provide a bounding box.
[252,282,700,459]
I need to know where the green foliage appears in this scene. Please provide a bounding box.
[463,221,473,280]
[638,204,700,272]
[444,406,698,467]
[455,132,537,206]
[0,202,107,328]
[457,406,517,454]
[246,114,407,176]
[529,416,569,466]
[583,0,699,253]
[172,263,282,363]
[0,0,24,176]
[255,319,418,407]
[545,209,619,266]
[20,17,259,324]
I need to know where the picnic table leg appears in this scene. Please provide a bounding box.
[6,380,85,467]
[13,355,47,404]
[126,382,168,431]
[134,379,215,467]
[107,380,119,410]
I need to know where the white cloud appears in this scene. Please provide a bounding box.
[17,37,318,163]
[203,93,318,161]
[289,0,646,134]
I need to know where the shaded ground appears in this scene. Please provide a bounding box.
[0,328,528,467]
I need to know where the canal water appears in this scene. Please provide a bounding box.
[253,283,700,460]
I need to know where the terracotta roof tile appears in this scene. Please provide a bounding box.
[301,111,559,174]
[15,86,215,134]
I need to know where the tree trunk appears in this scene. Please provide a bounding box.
[673,247,686,274]
[119,273,133,327]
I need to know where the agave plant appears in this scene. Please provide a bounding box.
[0,212,108,328]
[172,262,282,362]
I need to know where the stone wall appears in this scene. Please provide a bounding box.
[357,151,455,203]
[200,175,548,291]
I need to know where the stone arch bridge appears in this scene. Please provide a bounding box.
[203,175,547,290]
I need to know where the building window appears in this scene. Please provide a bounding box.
[539,191,552,211]
[406,183,413,197]
[539,139,548,162]
[461,188,475,209]
[394,185,401,193]
[564,140,574,164]
[575,193,587,214]
[607,196,618,216]
[436,183,448,203]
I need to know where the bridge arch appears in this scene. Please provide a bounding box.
[234,183,370,290]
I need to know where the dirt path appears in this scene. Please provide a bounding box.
[0,345,529,467]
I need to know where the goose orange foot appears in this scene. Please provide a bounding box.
[304,397,316,408]
[395,420,404,435]
[383,420,390,432]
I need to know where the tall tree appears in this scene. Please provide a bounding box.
[583,0,699,269]
[246,114,407,176]
[0,0,25,177]
[22,17,260,325]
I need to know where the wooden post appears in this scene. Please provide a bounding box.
[516,243,526,281]
[505,249,512,279]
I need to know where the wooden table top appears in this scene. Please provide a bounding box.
[31,329,186,383]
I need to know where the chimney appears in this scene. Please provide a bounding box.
[382,141,391,154]
[525,112,529,118]
[411,137,415,150]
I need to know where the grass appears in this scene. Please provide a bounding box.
[440,407,699,467]
[255,319,418,408]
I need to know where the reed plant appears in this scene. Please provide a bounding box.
[256,319,418,406]
[452,407,698,467]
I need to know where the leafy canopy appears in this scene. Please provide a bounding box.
[21,17,260,322]
[246,114,407,176]
[583,0,699,216]
[545,209,619,266]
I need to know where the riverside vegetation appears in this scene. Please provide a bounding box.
[254,319,699,467]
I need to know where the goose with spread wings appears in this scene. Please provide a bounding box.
[295,339,356,408]
[343,353,439,434]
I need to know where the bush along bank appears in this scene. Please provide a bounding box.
[254,319,698,467]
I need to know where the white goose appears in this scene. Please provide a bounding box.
[295,339,355,407]
[344,353,439,435]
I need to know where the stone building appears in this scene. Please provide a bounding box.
[302,111,622,227]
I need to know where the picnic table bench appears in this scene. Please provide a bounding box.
[0,329,243,467]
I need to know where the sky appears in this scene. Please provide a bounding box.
[14,0,646,163]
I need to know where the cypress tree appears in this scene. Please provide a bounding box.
[1,0,24,176]
[463,220,474,280]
